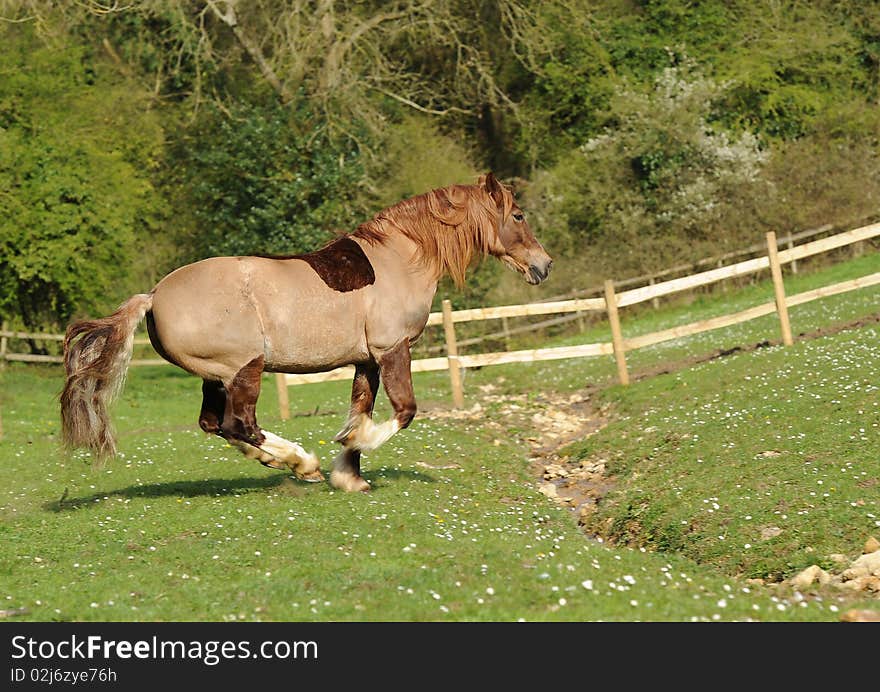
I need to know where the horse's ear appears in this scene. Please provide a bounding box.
[484,171,504,207]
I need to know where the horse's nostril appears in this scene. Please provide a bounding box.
[529,263,550,283]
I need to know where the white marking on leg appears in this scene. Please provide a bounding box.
[259,430,323,480]
[229,438,275,464]
[348,417,400,452]
[260,431,309,463]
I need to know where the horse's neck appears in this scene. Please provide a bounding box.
[379,232,440,290]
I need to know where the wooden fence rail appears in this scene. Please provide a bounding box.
[419,220,843,351]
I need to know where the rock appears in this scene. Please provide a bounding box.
[538,482,558,499]
[864,536,880,554]
[0,608,29,618]
[580,460,606,475]
[840,609,880,622]
[543,463,568,480]
[828,553,849,565]
[839,576,878,592]
[842,550,880,580]
[789,565,830,590]
[578,506,594,522]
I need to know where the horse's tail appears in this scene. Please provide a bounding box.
[60,293,154,462]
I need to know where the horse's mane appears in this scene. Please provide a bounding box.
[352,175,515,286]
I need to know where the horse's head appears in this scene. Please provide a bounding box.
[483,173,553,285]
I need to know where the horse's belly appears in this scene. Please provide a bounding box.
[263,317,369,373]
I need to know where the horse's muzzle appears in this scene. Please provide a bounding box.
[528,260,553,285]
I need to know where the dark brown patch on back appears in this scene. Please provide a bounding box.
[298,237,375,292]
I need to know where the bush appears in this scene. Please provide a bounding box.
[169,97,369,260]
[525,58,770,290]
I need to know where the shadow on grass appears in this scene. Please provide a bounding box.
[361,468,437,489]
[44,468,436,512]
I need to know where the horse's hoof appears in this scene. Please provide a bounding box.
[295,468,325,483]
[330,469,370,493]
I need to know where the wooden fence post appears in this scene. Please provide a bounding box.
[442,299,465,408]
[0,321,6,439]
[766,231,794,346]
[604,280,630,385]
[716,259,729,294]
[787,232,798,274]
[0,321,7,369]
[276,372,290,420]
[501,315,512,351]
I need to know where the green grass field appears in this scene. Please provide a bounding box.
[1,252,878,621]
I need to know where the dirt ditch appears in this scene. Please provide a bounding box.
[425,313,880,527]
[423,382,611,524]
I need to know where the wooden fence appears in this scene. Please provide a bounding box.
[0,330,164,366]
[2,221,878,420]
[415,221,841,354]
[274,222,880,416]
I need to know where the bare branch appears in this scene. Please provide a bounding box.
[204,0,293,102]
[0,14,36,23]
[72,1,134,14]
[370,86,474,116]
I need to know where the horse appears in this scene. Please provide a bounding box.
[60,172,553,492]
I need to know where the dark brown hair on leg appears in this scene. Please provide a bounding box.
[331,362,380,492]
[198,380,226,434]
[378,339,417,430]
[220,355,266,447]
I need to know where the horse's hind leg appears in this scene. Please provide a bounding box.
[198,380,226,434]
[331,363,379,492]
[217,355,323,482]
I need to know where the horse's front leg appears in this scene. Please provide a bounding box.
[332,340,416,492]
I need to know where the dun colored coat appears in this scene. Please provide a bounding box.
[60,173,552,492]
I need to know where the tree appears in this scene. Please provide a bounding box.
[525,58,770,287]
[0,27,165,336]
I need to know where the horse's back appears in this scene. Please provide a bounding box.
[149,255,368,381]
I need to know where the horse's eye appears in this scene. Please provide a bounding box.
[513,212,524,222]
